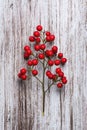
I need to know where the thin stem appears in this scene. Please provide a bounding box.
[45,82,54,93]
[45,79,61,93]
[44,61,49,70]
[42,58,45,115]
[44,57,48,63]
[56,79,61,82]
[35,76,43,85]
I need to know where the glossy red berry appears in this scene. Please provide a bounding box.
[61,58,67,64]
[27,60,32,66]
[48,60,54,66]
[62,76,67,80]
[21,75,27,80]
[38,53,45,59]
[24,45,30,51]
[52,74,57,80]
[32,70,38,76]
[29,36,35,42]
[24,52,29,59]
[46,70,51,76]
[20,68,27,75]
[62,77,67,84]
[56,68,61,74]
[46,36,51,42]
[46,50,54,57]
[54,60,60,65]
[40,44,46,50]
[58,72,64,77]
[52,46,58,53]
[18,73,21,78]
[34,45,40,51]
[45,50,49,56]
[49,50,54,56]
[46,31,51,36]
[58,53,63,59]
[33,31,40,37]
[35,37,41,43]
[57,83,63,88]
[48,73,53,79]
[50,35,55,41]
[36,25,43,31]
[27,49,32,55]
[32,59,38,65]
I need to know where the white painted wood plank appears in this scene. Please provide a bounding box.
[0,0,87,129]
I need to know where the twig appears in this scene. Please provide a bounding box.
[35,76,43,85]
[45,82,54,93]
[45,79,61,93]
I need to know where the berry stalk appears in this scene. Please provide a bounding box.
[42,55,45,115]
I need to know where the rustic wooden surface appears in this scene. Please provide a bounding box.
[0,0,87,130]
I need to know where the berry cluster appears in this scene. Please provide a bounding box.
[18,68,27,80]
[18,25,67,115]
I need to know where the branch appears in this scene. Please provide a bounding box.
[45,79,61,93]
[45,82,54,93]
[34,76,43,85]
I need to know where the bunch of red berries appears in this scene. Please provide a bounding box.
[18,25,67,115]
[18,68,27,80]
[18,25,67,88]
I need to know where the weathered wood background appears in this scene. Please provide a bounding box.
[0,0,87,130]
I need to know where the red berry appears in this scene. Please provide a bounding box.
[46,31,51,36]
[20,68,27,75]
[61,58,67,64]
[34,45,40,51]
[35,37,41,43]
[24,52,29,59]
[46,36,51,42]
[46,70,51,76]
[36,25,43,31]
[49,50,54,56]
[62,76,66,80]
[54,60,60,65]
[33,31,40,37]
[56,68,61,74]
[50,35,55,41]
[52,46,58,53]
[58,72,64,77]
[18,73,21,78]
[61,76,67,84]
[48,60,54,66]
[58,53,63,59]
[62,77,67,84]
[40,44,46,50]
[24,45,30,51]
[52,74,57,80]
[29,36,35,42]
[32,59,38,65]
[57,83,63,88]
[27,60,32,66]
[45,50,54,57]
[48,73,53,79]
[32,70,38,76]
[38,53,45,59]
[45,50,49,56]
[27,49,32,55]
[21,75,27,80]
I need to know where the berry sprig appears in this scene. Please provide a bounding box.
[18,25,67,115]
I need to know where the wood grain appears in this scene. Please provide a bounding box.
[0,0,87,130]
